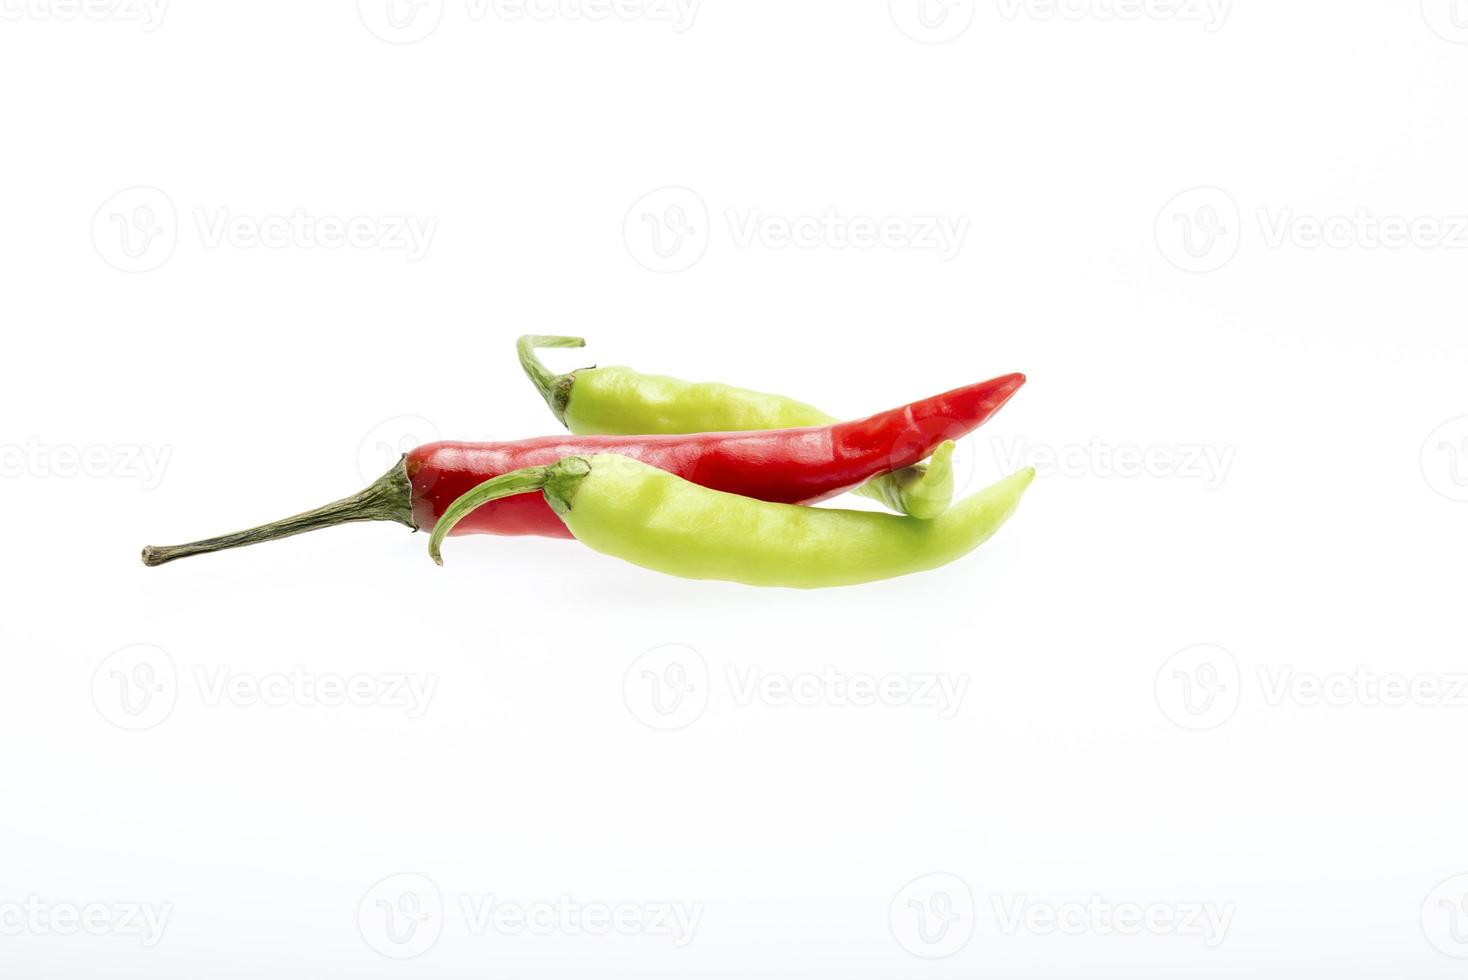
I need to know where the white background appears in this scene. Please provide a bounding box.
[3,1,1468,976]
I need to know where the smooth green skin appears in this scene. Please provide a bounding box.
[518,336,953,518]
[565,365,834,433]
[432,454,1034,589]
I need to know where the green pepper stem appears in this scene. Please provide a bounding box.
[141,460,415,567]
[891,440,955,520]
[516,335,588,427]
[428,464,552,566]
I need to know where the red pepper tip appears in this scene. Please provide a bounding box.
[985,372,1027,407]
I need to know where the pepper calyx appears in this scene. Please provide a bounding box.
[517,335,592,428]
[542,456,592,516]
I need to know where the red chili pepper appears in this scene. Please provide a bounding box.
[140,374,1024,565]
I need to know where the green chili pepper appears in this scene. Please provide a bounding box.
[517,335,957,520]
[429,454,1034,589]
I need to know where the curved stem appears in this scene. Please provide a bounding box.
[141,461,415,567]
[516,335,587,427]
[428,465,552,566]
[894,439,956,520]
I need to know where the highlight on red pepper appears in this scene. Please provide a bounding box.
[139,376,1024,567]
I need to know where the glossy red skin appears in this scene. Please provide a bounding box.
[406,374,1025,537]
